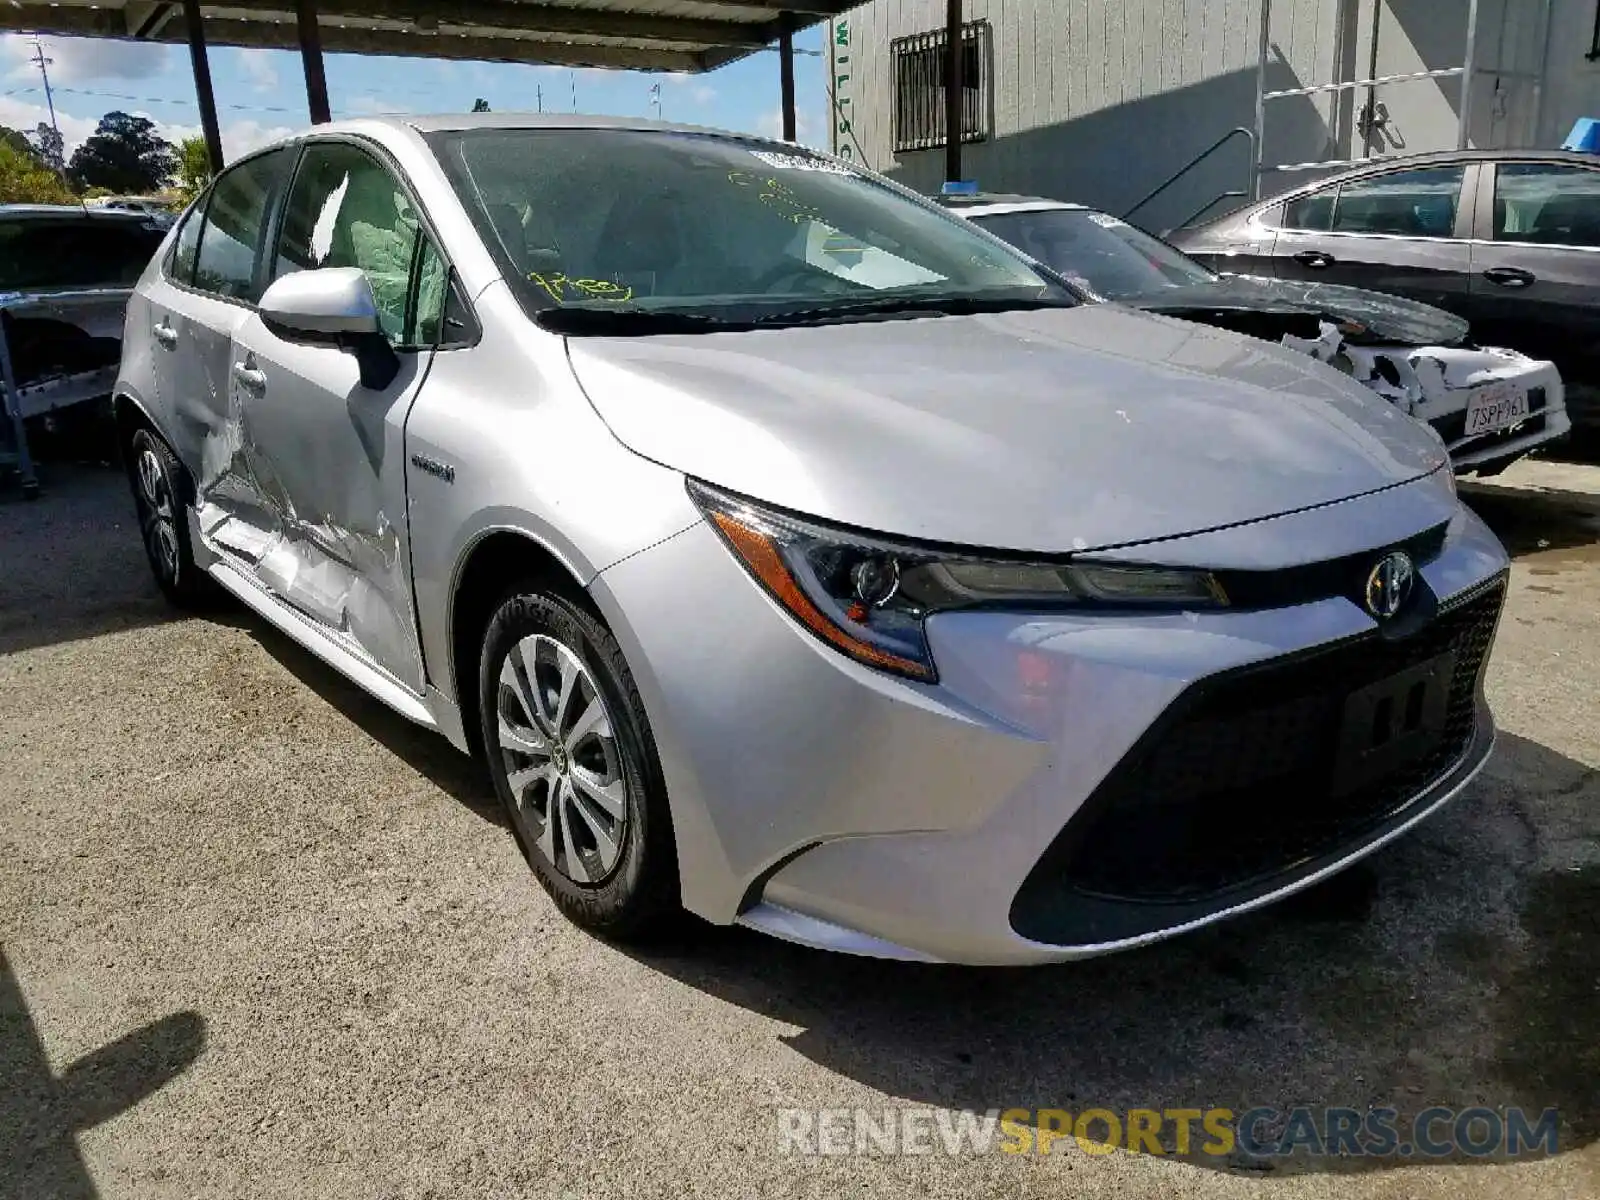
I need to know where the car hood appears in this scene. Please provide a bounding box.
[564,304,1446,554]
[1117,275,1470,346]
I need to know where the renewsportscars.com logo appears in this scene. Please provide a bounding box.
[775,1106,1561,1159]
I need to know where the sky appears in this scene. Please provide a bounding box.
[0,26,827,166]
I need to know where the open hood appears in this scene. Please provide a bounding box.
[565,304,1447,555]
[1118,275,1471,347]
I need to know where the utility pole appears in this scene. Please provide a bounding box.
[29,38,61,150]
[537,84,543,113]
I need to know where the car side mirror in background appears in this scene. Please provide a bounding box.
[258,267,401,390]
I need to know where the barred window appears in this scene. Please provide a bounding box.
[890,21,991,153]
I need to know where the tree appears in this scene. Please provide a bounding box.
[472,98,491,112]
[31,123,65,174]
[65,111,177,194]
[175,135,212,203]
[0,140,75,204]
[0,125,37,162]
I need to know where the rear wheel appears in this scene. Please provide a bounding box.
[478,586,679,940]
[128,428,215,607]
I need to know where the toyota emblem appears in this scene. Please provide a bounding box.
[1365,551,1416,620]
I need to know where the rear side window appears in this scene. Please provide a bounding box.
[0,218,165,291]
[1331,167,1464,237]
[1494,162,1600,247]
[193,148,294,303]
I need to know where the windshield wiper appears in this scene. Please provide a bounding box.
[534,307,738,336]
[748,294,1076,327]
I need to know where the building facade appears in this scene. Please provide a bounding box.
[827,0,1600,231]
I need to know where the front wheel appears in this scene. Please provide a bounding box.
[478,586,679,940]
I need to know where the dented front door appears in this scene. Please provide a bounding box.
[219,139,438,692]
[227,315,431,691]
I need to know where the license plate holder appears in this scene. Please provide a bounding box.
[1331,653,1457,797]
[1462,381,1530,437]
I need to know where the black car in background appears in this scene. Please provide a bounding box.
[1171,150,1600,429]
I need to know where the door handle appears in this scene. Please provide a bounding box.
[1482,266,1535,288]
[1293,250,1335,268]
[232,361,267,392]
[152,320,177,348]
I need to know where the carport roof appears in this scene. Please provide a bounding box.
[0,0,857,72]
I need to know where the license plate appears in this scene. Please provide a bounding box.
[1331,653,1456,797]
[1462,381,1530,436]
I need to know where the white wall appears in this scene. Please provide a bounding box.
[829,0,1591,231]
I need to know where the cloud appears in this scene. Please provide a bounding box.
[1,34,176,85]
[237,49,280,93]
[662,72,716,105]
[755,105,820,147]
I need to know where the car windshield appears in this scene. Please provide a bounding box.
[969,208,1217,298]
[425,128,1074,327]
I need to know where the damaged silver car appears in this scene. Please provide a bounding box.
[943,194,1570,476]
[115,118,1509,965]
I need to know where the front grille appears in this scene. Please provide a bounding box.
[1433,386,1547,447]
[1016,577,1505,910]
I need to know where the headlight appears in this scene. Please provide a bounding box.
[688,481,1228,683]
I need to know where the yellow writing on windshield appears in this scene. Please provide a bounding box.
[529,272,634,304]
[727,170,825,227]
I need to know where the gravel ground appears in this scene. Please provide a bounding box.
[2,457,1597,1200]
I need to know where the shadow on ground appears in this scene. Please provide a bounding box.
[0,950,205,1200]
[232,618,503,829]
[1462,481,1600,563]
[625,732,1598,1177]
[0,463,177,656]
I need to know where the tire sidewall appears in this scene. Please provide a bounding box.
[129,428,192,599]
[478,588,672,934]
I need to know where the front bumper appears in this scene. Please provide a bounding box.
[1344,343,1570,474]
[588,476,1509,966]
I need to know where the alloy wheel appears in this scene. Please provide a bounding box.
[135,446,180,581]
[495,633,630,885]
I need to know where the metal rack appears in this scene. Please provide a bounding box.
[0,288,132,500]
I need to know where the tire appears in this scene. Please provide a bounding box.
[128,428,217,608]
[478,585,680,940]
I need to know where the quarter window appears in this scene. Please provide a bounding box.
[1493,162,1600,247]
[168,202,204,285]
[192,149,293,302]
[275,142,423,343]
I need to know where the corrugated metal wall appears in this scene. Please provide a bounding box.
[828,0,1573,231]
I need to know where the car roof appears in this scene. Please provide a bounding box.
[0,203,160,223]
[936,194,1088,217]
[1253,148,1600,204]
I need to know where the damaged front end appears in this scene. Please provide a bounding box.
[1131,280,1570,476]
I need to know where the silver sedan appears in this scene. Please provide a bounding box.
[115,116,1509,965]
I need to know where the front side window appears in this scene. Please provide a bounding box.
[426,128,1070,325]
[970,208,1216,298]
[275,142,422,343]
[192,148,293,302]
[1493,162,1600,247]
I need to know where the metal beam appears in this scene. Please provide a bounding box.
[296,0,332,124]
[778,14,796,142]
[222,0,772,48]
[181,0,224,171]
[188,20,709,70]
[944,0,962,183]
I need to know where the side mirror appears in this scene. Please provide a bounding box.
[259,267,400,389]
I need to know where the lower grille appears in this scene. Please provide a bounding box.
[1017,577,1505,909]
